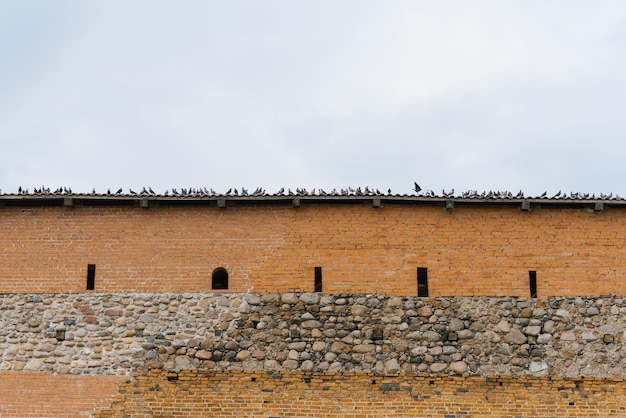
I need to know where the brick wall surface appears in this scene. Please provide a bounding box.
[1,203,625,296]
[2,371,625,417]
[0,371,122,417]
[95,370,626,417]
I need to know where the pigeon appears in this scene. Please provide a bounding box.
[413,182,422,193]
[277,187,284,194]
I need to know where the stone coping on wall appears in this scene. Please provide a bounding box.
[1,293,625,378]
[1,191,624,212]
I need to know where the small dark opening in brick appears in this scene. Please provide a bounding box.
[417,267,428,297]
[429,380,435,385]
[167,375,178,381]
[251,377,256,382]
[372,380,376,385]
[212,267,228,290]
[529,270,537,298]
[314,267,322,292]
[499,382,503,387]
[86,264,96,290]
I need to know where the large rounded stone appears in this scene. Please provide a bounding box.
[281,293,299,304]
[429,363,447,373]
[504,329,527,345]
[529,361,548,373]
[300,360,315,371]
[449,361,467,374]
[582,331,598,342]
[449,318,465,332]
[195,350,213,360]
[301,320,323,329]
[524,326,541,336]
[263,360,279,370]
[173,356,194,371]
[422,331,441,342]
[353,344,376,353]
[496,320,511,333]
[351,305,368,317]
[330,342,351,354]
[24,359,43,371]
[283,359,299,370]
[417,306,433,317]
[299,293,319,305]
[385,359,400,373]
[312,341,326,352]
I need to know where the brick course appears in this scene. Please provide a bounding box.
[1,203,625,296]
[95,371,626,417]
[0,371,122,417]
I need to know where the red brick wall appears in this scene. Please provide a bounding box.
[1,203,624,296]
[95,371,626,417]
[0,371,122,417]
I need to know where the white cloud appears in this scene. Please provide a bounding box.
[2,1,626,195]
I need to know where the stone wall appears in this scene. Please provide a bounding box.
[2,293,625,378]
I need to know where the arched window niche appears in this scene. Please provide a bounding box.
[212,267,229,290]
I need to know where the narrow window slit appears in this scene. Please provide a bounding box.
[86,264,96,290]
[417,267,428,297]
[314,267,322,292]
[529,270,537,298]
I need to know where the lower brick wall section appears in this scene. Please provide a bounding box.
[95,371,626,417]
[0,372,122,417]
[2,370,625,417]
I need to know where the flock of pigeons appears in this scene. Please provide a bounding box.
[0,184,621,200]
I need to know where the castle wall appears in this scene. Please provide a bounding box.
[3,199,626,416]
[2,292,626,416]
[1,203,625,296]
[1,293,624,378]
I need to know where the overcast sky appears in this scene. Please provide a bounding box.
[2,1,626,196]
